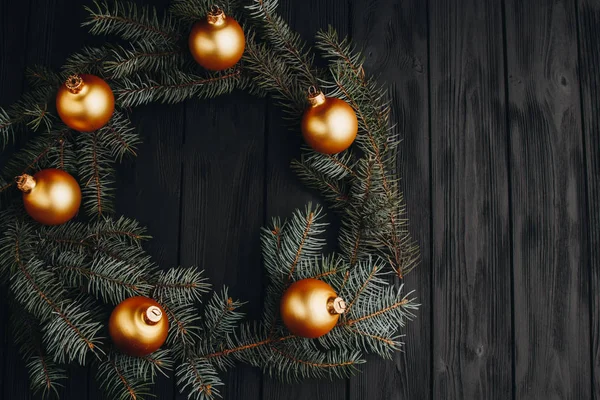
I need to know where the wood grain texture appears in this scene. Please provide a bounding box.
[1,0,598,399]
[260,1,348,399]
[429,0,513,398]
[114,1,185,397]
[114,99,185,400]
[576,1,600,397]
[178,92,266,400]
[347,0,431,399]
[504,0,591,398]
[0,0,32,398]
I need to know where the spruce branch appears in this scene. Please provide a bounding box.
[243,34,306,116]
[0,87,55,148]
[63,46,112,77]
[113,349,173,382]
[54,252,152,305]
[5,222,104,365]
[96,356,152,400]
[77,131,115,216]
[163,299,202,354]
[83,0,181,46]
[75,112,140,218]
[176,357,223,400]
[2,126,76,181]
[291,148,356,209]
[316,27,420,276]
[170,0,242,23]
[246,0,318,88]
[105,42,187,79]
[113,69,242,107]
[203,288,246,346]
[152,266,211,305]
[10,307,67,398]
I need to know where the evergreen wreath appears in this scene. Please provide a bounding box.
[0,0,421,398]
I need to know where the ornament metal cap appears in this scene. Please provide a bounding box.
[65,74,84,94]
[327,297,346,315]
[307,86,326,107]
[144,305,163,325]
[207,5,226,25]
[15,174,36,193]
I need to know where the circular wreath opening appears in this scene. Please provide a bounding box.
[0,0,421,399]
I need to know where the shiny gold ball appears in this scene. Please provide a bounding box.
[280,278,346,338]
[301,92,358,154]
[56,74,115,132]
[188,8,245,71]
[109,296,169,357]
[17,169,81,226]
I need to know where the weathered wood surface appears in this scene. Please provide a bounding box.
[0,0,595,399]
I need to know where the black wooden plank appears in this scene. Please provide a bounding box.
[0,0,32,398]
[260,0,349,399]
[108,0,183,398]
[577,2,600,397]
[347,0,431,399]
[429,0,512,398]
[29,0,99,397]
[178,92,266,400]
[504,0,591,398]
[2,0,93,398]
[109,99,185,400]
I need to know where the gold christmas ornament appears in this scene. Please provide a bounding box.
[301,88,358,154]
[56,74,115,132]
[188,7,245,71]
[280,278,346,338]
[109,296,169,357]
[16,169,81,226]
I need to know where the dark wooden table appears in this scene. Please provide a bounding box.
[1,0,598,399]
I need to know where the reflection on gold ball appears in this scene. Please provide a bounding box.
[301,92,358,154]
[17,169,81,226]
[280,278,346,338]
[189,8,245,71]
[56,74,115,132]
[109,296,169,357]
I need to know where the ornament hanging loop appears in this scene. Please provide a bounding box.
[15,174,36,193]
[144,305,163,325]
[208,5,226,25]
[327,297,346,315]
[65,74,84,94]
[307,86,326,106]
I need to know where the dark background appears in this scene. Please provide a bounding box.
[1,0,599,399]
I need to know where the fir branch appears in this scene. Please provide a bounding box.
[278,203,327,281]
[203,288,245,346]
[106,43,187,79]
[163,300,202,353]
[246,0,318,88]
[0,87,55,148]
[113,69,242,107]
[243,34,306,116]
[97,356,152,400]
[176,357,223,400]
[113,349,173,382]
[265,346,363,381]
[152,266,210,305]
[10,307,67,398]
[101,111,141,160]
[169,0,241,23]
[54,252,152,305]
[77,131,115,216]
[83,0,181,46]
[2,126,75,180]
[63,46,112,76]
[7,224,104,364]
